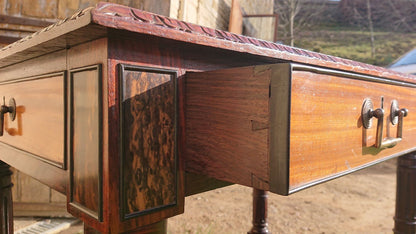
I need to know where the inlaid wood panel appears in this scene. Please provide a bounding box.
[0,73,65,167]
[70,65,102,221]
[120,64,177,219]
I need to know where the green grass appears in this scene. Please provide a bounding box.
[291,27,416,66]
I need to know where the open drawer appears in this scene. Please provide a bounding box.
[185,63,416,195]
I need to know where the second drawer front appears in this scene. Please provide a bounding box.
[0,73,65,167]
[272,64,416,194]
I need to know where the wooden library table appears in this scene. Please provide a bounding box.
[0,2,415,233]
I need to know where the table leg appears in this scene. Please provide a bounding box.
[248,188,270,234]
[0,161,13,234]
[394,153,416,233]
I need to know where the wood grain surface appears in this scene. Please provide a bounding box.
[3,3,416,229]
[0,45,68,194]
[66,38,108,232]
[70,65,101,220]
[0,7,106,69]
[121,65,177,218]
[186,66,271,190]
[185,63,416,195]
[0,74,65,167]
[288,67,416,192]
[90,2,416,84]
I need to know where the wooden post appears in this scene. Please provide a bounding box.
[248,188,270,234]
[0,161,13,234]
[394,153,416,233]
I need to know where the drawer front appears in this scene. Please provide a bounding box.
[186,63,416,196]
[271,64,416,194]
[0,72,65,167]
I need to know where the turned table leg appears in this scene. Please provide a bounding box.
[248,188,270,234]
[0,161,13,234]
[394,153,416,233]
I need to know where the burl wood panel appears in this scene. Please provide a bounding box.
[0,73,65,167]
[186,66,271,190]
[120,65,177,219]
[70,65,102,220]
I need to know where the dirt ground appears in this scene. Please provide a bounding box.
[14,158,397,233]
[168,158,397,234]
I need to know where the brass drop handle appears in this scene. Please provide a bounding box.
[390,99,408,139]
[362,98,408,149]
[0,97,16,136]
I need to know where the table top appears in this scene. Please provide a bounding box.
[0,2,414,84]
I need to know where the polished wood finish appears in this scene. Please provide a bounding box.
[0,73,65,167]
[84,223,101,234]
[90,3,416,83]
[1,2,416,233]
[185,173,232,196]
[0,50,67,193]
[186,66,270,190]
[287,66,416,192]
[70,65,102,220]
[394,153,416,233]
[121,220,167,234]
[103,35,185,233]
[248,189,270,234]
[120,65,177,219]
[186,63,416,195]
[66,39,108,232]
[0,8,106,68]
[0,161,13,234]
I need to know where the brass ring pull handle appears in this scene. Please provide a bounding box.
[0,97,16,136]
[362,98,408,149]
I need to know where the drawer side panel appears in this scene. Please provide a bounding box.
[185,65,271,190]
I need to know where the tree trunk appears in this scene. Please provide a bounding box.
[289,0,296,47]
[366,0,375,58]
